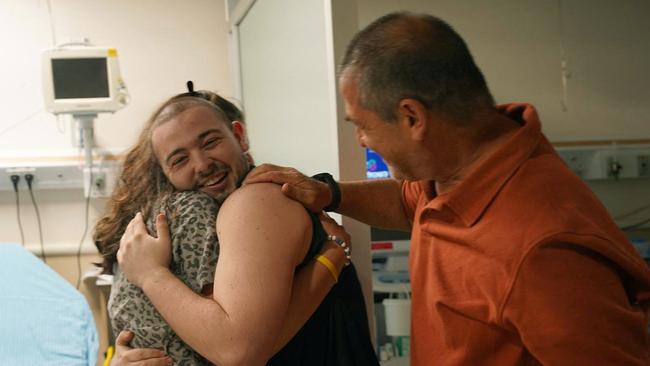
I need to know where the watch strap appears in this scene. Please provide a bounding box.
[311,173,341,212]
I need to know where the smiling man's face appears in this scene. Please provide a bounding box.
[152,105,250,203]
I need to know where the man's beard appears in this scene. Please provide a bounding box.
[211,154,252,204]
[236,157,253,189]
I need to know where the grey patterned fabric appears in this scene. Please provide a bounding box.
[108,190,219,365]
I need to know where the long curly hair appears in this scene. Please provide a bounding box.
[93,91,245,274]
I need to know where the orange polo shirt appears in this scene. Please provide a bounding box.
[401,103,650,365]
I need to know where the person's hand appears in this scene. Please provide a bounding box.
[244,164,332,213]
[319,212,352,254]
[117,212,171,288]
[318,212,351,269]
[110,330,172,366]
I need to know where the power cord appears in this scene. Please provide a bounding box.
[76,168,93,289]
[25,174,47,263]
[10,175,25,247]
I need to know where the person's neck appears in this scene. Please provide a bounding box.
[434,110,520,196]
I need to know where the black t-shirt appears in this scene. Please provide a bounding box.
[267,212,380,366]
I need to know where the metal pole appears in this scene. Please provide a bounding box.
[75,114,97,168]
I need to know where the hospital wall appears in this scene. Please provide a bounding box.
[0,0,233,363]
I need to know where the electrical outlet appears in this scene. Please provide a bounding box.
[92,171,107,197]
[606,157,624,179]
[556,145,650,181]
[5,168,35,190]
[1,158,121,193]
[83,168,104,198]
[83,164,118,198]
[1,165,81,191]
[638,155,650,177]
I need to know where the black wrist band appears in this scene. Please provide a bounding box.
[311,173,341,212]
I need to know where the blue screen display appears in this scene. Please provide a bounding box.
[366,148,390,179]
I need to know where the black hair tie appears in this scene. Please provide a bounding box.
[186,80,196,95]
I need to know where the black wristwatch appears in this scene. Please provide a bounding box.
[311,173,341,212]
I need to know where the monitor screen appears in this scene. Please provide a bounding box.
[366,148,390,179]
[52,58,109,99]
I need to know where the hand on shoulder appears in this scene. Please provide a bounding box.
[244,164,333,212]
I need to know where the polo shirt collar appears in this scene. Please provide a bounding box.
[425,103,544,227]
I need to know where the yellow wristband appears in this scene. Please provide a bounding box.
[315,255,338,283]
[103,345,114,366]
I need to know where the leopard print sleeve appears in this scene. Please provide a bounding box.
[151,191,220,293]
[108,191,219,365]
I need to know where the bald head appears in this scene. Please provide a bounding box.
[341,12,494,123]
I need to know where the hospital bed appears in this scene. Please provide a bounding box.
[0,243,98,365]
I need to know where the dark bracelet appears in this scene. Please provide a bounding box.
[311,172,341,212]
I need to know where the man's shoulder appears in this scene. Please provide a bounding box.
[218,182,313,262]
[220,183,311,229]
[226,182,303,210]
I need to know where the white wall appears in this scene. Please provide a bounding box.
[238,0,338,175]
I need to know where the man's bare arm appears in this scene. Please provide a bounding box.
[244,164,411,231]
[337,179,410,231]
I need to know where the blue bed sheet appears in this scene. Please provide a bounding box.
[0,243,98,365]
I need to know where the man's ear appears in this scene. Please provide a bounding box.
[231,121,250,152]
[398,99,428,141]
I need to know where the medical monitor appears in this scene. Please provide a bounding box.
[42,47,128,114]
[366,148,390,179]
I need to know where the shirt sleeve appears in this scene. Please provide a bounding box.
[501,242,650,365]
[164,191,220,293]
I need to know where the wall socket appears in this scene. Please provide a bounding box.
[1,161,119,197]
[638,155,650,177]
[83,165,117,198]
[556,145,650,180]
[1,164,82,191]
